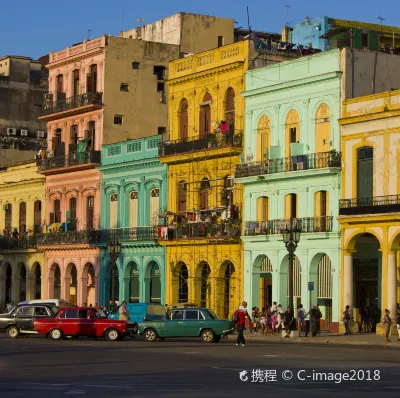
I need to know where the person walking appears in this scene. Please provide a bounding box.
[343,305,352,335]
[119,301,130,321]
[234,301,249,347]
[396,304,400,341]
[383,309,392,343]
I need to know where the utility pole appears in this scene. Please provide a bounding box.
[284,5,291,26]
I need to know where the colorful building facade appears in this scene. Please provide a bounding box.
[0,161,45,310]
[94,136,167,305]
[338,90,400,334]
[238,50,342,331]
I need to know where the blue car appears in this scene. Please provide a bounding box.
[108,303,166,327]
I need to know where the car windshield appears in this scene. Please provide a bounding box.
[147,304,166,316]
[50,306,58,314]
[110,305,120,315]
[205,309,219,320]
[96,308,108,318]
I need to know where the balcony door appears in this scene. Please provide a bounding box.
[357,147,373,200]
[87,196,94,230]
[199,93,212,137]
[285,194,297,219]
[69,198,77,231]
[179,99,188,140]
[19,202,26,235]
[87,121,95,151]
[54,199,61,223]
[5,204,12,231]
[34,200,41,232]
[87,64,97,94]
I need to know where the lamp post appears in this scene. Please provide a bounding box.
[107,240,121,308]
[282,218,301,310]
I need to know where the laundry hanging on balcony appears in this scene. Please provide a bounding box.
[77,138,89,153]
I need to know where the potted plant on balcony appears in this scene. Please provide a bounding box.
[328,149,339,167]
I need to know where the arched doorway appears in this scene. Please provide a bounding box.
[109,265,120,305]
[222,261,235,318]
[33,263,41,299]
[149,262,161,304]
[53,265,61,299]
[317,255,332,330]
[5,264,12,304]
[260,257,272,310]
[85,263,96,306]
[279,255,301,309]
[199,262,211,308]
[199,93,212,136]
[67,264,78,306]
[129,262,140,303]
[178,263,189,303]
[19,264,27,302]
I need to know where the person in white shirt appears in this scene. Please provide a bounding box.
[119,301,130,321]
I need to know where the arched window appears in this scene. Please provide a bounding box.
[129,191,138,228]
[178,263,189,303]
[19,202,26,235]
[109,193,118,229]
[177,181,187,213]
[199,93,212,136]
[129,263,140,303]
[315,104,331,153]
[87,196,94,229]
[357,147,373,200]
[225,88,235,132]
[150,188,160,226]
[257,196,269,221]
[285,193,297,219]
[179,99,189,140]
[54,265,61,299]
[256,115,271,161]
[285,110,300,157]
[200,263,211,307]
[69,197,77,231]
[199,178,210,210]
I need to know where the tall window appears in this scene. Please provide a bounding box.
[54,199,61,223]
[70,125,78,146]
[129,191,138,228]
[56,74,65,101]
[34,200,41,232]
[86,196,94,229]
[69,197,77,231]
[4,204,12,231]
[109,194,118,228]
[315,104,331,153]
[87,121,95,151]
[285,110,300,157]
[199,178,210,210]
[222,176,233,206]
[199,93,212,137]
[178,263,189,303]
[225,88,235,132]
[150,189,160,226]
[315,191,328,231]
[179,99,189,140]
[178,181,187,213]
[285,194,297,219]
[257,115,271,161]
[52,129,62,149]
[200,263,211,307]
[357,147,373,199]
[224,262,235,318]
[73,69,80,97]
[257,196,269,221]
[87,64,97,93]
[19,202,26,234]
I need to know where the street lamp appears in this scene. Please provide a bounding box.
[282,218,301,310]
[107,240,121,308]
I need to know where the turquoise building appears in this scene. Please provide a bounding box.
[94,136,167,306]
[237,50,342,332]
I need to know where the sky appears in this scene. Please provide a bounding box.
[1,0,400,59]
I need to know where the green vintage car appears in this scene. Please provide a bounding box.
[138,307,234,343]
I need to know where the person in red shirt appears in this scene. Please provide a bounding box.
[234,301,249,346]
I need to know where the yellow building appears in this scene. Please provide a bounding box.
[0,161,46,310]
[159,40,294,317]
[338,90,400,334]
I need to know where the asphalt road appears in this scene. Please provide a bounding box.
[0,334,399,397]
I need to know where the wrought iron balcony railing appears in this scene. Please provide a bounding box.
[159,222,241,240]
[89,227,158,244]
[159,131,243,157]
[36,231,90,245]
[235,151,341,178]
[42,92,103,115]
[37,150,101,171]
[339,195,400,216]
[0,237,37,250]
[244,216,333,236]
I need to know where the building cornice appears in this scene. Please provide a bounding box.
[47,48,105,69]
[99,160,162,174]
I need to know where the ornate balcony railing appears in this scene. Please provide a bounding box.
[37,150,101,171]
[159,131,243,157]
[89,227,158,244]
[339,195,400,216]
[244,216,333,236]
[159,222,241,240]
[235,151,341,178]
[0,237,37,250]
[42,92,103,115]
[36,231,90,245]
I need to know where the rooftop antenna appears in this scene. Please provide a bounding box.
[284,5,291,26]
[136,17,145,28]
[87,29,92,40]
[377,15,386,27]
[246,6,252,33]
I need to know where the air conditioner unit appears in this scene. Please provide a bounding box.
[37,131,45,138]
[20,129,28,136]
[6,128,16,136]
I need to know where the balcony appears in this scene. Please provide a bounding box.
[235,151,341,178]
[0,237,36,250]
[159,131,243,157]
[39,92,103,119]
[160,222,241,240]
[244,216,333,236]
[339,195,400,216]
[37,151,101,173]
[36,231,90,245]
[89,227,158,244]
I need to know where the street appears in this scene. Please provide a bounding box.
[0,334,399,397]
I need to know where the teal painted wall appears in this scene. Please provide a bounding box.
[98,136,167,306]
[240,50,342,326]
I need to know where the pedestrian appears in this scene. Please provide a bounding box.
[383,309,392,343]
[119,300,130,321]
[94,303,99,308]
[343,305,352,335]
[396,304,400,341]
[164,304,169,313]
[283,307,295,338]
[297,304,306,333]
[271,302,277,313]
[309,305,322,337]
[234,301,249,347]
[276,304,284,332]
[83,302,87,307]
[89,304,92,307]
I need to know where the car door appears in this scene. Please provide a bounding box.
[164,310,185,337]
[15,306,34,331]
[183,310,204,337]
[33,306,51,330]
[58,309,79,335]
[78,309,96,336]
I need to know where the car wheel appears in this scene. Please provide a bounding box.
[213,335,221,343]
[144,328,158,342]
[50,328,63,340]
[105,328,120,341]
[201,329,215,343]
[7,326,20,339]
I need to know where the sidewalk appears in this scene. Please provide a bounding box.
[243,330,400,348]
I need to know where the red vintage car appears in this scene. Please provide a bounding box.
[33,307,135,341]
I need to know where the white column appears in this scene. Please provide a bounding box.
[388,251,397,318]
[343,252,353,310]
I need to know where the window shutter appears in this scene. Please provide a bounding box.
[49,212,55,224]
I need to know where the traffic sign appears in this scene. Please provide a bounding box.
[308,282,314,291]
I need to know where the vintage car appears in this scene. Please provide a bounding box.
[138,307,234,343]
[0,303,57,338]
[33,307,136,341]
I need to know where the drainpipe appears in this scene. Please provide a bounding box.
[372,50,378,94]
